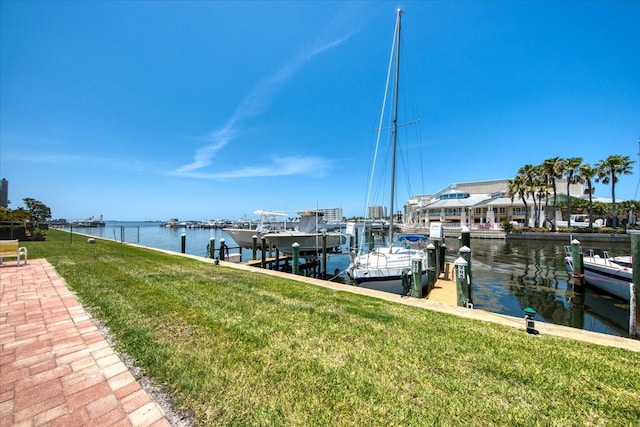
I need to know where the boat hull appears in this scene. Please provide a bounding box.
[347,247,428,293]
[263,232,346,255]
[223,228,265,249]
[565,256,632,301]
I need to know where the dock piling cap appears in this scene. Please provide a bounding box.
[524,307,536,316]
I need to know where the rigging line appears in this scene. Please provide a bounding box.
[359,11,400,256]
[634,136,639,200]
[372,119,421,132]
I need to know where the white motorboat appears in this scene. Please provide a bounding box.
[163,218,180,228]
[263,210,345,255]
[564,246,633,301]
[223,210,287,248]
[556,214,603,228]
[346,9,428,292]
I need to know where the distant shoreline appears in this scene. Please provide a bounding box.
[507,231,630,244]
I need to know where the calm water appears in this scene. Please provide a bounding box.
[69,222,633,338]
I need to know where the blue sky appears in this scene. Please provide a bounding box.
[1,1,638,221]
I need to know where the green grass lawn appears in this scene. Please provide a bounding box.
[23,230,640,426]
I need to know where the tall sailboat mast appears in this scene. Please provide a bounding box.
[388,8,402,249]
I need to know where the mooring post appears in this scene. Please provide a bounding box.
[292,242,300,275]
[630,283,637,338]
[252,235,258,260]
[427,243,437,291]
[322,231,327,279]
[275,248,280,271]
[461,225,470,248]
[208,237,215,259]
[261,237,267,268]
[631,233,640,337]
[454,257,469,307]
[181,233,186,254]
[411,257,423,298]
[570,239,584,285]
[460,245,472,305]
[218,238,226,261]
[368,229,374,252]
[438,242,446,276]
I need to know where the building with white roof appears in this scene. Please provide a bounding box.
[404,178,588,228]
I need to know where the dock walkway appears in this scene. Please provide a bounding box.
[425,262,457,305]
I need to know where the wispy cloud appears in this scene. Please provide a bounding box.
[174,155,334,180]
[173,14,357,179]
[3,150,166,174]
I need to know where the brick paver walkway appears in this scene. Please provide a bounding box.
[1,259,171,426]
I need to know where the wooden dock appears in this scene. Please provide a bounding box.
[425,262,457,305]
[243,255,292,268]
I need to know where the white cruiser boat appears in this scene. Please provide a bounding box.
[564,246,633,301]
[223,210,287,248]
[263,210,345,255]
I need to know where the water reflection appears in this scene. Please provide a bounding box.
[465,239,632,337]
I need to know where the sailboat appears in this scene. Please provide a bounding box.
[346,9,428,292]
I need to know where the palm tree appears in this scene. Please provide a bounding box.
[533,166,549,228]
[541,157,564,231]
[563,157,583,227]
[507,175,528,226]
[595,155,634,228]
[579,164,597,228]
[518,164,539,227]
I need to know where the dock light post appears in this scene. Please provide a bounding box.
[292,242,300,275]
[181,233,186,254]
[411,256,423,298]
[208,237,215,259]
[460,245,472,306]
[454,257,469,307]
[524,307,539,335]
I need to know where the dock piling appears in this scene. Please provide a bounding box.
[292,242,300,275]
[252,235,258,260]
[570,239,585,285]
[427,243,437,292]
[322,232,327,279]
[208,237,215,259]
[631,233,640,337]
[218,238,227,261]
[181,233,186,254]
[460,226,470,248]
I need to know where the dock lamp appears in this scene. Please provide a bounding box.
[524,307,538,335]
